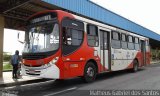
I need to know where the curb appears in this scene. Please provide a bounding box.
[3,70,12,72]
[0,79,49,88]
[151,62,160,65]
[151,62,160,64]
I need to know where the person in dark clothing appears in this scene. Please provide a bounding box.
[11,50,20,79]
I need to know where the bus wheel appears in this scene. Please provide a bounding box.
[83,62,97,83]
[132,60,139,72]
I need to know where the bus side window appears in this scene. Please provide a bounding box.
[145,40,150,52]
[62,18,84,55]
[65,28,72,45]
[134,37,140,50]
[111,31,121,49]
[62,27,83,55]
[63,28,83,46]
[87,24,99,47]
[121,33,127,49]
[128,35,134,50]
[62,27,65,43]
[62,27,68,45]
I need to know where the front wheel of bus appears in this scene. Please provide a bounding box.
[83,62,97,83]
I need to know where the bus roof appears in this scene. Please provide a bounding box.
[42,0,160,41]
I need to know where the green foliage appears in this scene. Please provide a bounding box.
[151,49,160,60]
[158,51,160,59]
[3,62,12,71]
[3,52,12,62]
[3,52,12,71]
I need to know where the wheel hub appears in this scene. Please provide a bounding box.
[87,67,94,77]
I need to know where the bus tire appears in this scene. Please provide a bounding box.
[83,62,97,83]
[132,60,139,72]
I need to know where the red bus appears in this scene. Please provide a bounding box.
[21,10,150,82]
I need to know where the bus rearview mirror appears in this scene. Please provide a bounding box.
[17,32,24,44]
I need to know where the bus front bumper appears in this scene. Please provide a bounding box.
[21,64,60,79]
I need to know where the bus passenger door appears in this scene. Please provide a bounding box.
[140,40,146,66]
[145,40,150,65]
[100,30,111,71]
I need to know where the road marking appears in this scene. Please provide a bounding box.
[43,87,77,96]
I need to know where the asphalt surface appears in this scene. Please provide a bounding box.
[1,64,160,96]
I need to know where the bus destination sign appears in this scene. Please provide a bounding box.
[30,15,52,24]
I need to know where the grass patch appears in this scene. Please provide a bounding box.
[3,62,12,71]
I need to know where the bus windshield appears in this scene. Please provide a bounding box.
[23,22,59,53]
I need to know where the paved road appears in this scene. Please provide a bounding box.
[1,64,160,96]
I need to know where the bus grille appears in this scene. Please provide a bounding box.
[24,64,42,67]
[22,54,46,60]
[25,69,41,75]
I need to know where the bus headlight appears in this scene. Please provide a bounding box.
[43,57,59,69]
[49,57,59,64]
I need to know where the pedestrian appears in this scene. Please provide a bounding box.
[10,50,20,79]
[17,61,22,78]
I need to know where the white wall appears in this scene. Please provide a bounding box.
[3,28,24,55]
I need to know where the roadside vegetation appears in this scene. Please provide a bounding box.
[3,52,12,71]
[151,49,160,61]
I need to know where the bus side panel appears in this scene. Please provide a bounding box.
[63,61,85,78]
[146,40,151,65]
[146,52,151,65]
[61,33,103,79]
[127,51,142,68]
[137,51,143,67]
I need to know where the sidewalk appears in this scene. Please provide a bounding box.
[151,60,160,64]
[0,71,48,87]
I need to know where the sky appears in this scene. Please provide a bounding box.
[91,0,160,34]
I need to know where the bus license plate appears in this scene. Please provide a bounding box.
[29,70,35,74]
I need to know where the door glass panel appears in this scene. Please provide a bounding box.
[100,32,103,50]
[104,32,108,50]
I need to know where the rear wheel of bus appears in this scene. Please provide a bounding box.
[83,62,97,83]
[132,59,139,72]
